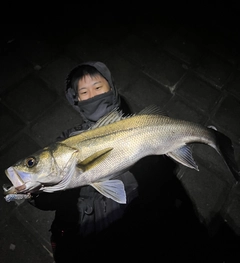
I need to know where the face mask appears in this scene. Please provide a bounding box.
[77,91,117,122]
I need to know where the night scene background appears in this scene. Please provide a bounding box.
[0,2,240,262]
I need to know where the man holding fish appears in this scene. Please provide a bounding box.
[30,61,140,262]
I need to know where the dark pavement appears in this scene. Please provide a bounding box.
[1,4,240,263]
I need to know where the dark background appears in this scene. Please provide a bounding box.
[1,2,240,262]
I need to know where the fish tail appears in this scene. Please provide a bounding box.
[210,128,240,182]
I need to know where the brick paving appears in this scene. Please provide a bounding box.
[1,6,240,262]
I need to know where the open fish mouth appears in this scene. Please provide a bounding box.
[4,167,26,195]
[5,167,25,187]
[4,167,41,195]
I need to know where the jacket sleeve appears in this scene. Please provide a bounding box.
[29,187,82,211]
[56,123,85,141]
[29,192,63,211]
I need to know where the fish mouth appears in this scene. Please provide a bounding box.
[4,167,40,195]
[5,167,25,186]
[4,167,26,195]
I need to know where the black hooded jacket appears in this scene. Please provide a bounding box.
[31,61,138,236]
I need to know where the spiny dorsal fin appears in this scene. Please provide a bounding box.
[91,105,167,130]
[91,108,128,129]
[91,108,136,129]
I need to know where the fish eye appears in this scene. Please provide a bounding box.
[25,157,37,168]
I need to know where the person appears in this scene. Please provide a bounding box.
[29,61,140,262]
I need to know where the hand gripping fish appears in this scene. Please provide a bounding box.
[3,105,240,204]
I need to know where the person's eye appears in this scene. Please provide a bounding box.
[96,86,102,90]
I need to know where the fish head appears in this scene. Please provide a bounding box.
[4,143,78,195]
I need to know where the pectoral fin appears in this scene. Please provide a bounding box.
[77,148,113,172]
[167,145,199,170]
[91,179,126,204]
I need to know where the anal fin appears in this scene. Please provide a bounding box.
[91,179,126,204]
[166,145,199,170]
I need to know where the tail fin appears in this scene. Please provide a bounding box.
[210,128,240,183]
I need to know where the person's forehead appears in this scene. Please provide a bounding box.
[78,74,107,88]
[82,74,105,81]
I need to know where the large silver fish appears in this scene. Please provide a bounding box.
[3,105,240,203]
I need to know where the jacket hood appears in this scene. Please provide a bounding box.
[65,61,121,123]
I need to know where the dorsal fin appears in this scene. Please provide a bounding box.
[90,105,167,130]
[137,105,168,116]
[91,108,133,129]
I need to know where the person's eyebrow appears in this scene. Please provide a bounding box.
[93,81,102,85]
[78,87,87,91]
[79,81,102,90]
